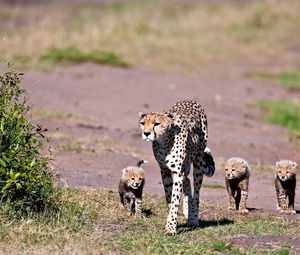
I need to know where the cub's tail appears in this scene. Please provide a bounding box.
[136,160,148,167]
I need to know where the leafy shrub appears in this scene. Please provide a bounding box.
[0,69,55,216]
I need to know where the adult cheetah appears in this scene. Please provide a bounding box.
[139,100,215,235]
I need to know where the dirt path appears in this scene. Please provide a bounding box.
[22,64,300,221]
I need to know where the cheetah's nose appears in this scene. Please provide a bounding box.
[144,132,151,137]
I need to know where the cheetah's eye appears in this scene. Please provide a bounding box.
[140,122,145,125]
[231,169,235,172]
[131,177,135,181]
[154,122,160,126]
[139,177,143,181]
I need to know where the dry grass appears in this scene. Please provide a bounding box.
[0,188,299,255]
[1,0,300,72]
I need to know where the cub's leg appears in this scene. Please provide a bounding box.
[225,179,236,210]
[134,197,143,217]
[119,193,126,209]
[288,191,296,214]
[165,172,184,235]
[275,179,288,213]
[238,178,249,213]
[124,193,133,212]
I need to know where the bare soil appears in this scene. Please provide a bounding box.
[17,62,299,250]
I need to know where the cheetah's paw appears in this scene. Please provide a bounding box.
[164,225,177,236]
[239,208,249,214]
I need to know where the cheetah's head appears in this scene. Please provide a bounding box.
[138,112,173,142]
[122,167,145,189]
[225,158,249,180]
[276,160,297,181]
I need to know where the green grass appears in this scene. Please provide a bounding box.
[256,100,300,130]
[256,100,300,146]
[245,70,300,89]
[1,1,300,72]
[42,47,129,68]
[202,182,225,189]
[0,188,298,254]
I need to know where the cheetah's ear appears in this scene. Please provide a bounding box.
[122,168,129,174]
[292,162,298,169]
[276,161,281,168]
[139,112,146,118]
[167,113,174,119]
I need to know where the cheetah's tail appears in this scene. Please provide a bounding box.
[136,160,148,167]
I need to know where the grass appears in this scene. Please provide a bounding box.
[202,182,225,189]
[256,99,300,146]
[1,0,300,72]
[0,188,299,254]
[251,162,275,176]
[42,47,129,68]
[256,100,300,130]
[31,108,102,123]
[245,70,300,89]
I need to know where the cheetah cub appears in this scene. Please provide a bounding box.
[225,157,251,213]
[275,160,297,214]
[118,160,147,217]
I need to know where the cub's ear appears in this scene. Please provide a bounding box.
[122,168,129,174]
[292,162,298,169]
[138,112,146,118]
[276,161,280,168]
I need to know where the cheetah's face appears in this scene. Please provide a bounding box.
[124,170,145,189]
[139,112,173,142]
[225,163,247,180]
[276,161,297,181]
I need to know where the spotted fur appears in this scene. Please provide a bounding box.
[274,160,297,214]
[139,100,215,235]
[118,160,147,217]
[225,157,250,213]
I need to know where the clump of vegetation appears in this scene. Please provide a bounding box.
[42,47,129,68]
[245,70,300,89]
[0,69,55,216]
[256,99,300,146]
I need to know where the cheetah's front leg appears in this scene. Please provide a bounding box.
[165,172,183,235]
[288,191,296,214]
[225,179,236,210]
[238,179,249,213]
[160,167,173,208]
[276,190,288,213]
[134,197,143,217]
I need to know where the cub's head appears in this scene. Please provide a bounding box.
[225,157,249,180]
[122,167,145,189]
[275,160,297,181]
[138,112,173,142]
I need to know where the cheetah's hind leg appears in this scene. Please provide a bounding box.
[182,163,192,220]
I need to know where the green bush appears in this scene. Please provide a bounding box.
[0,69,55,216]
